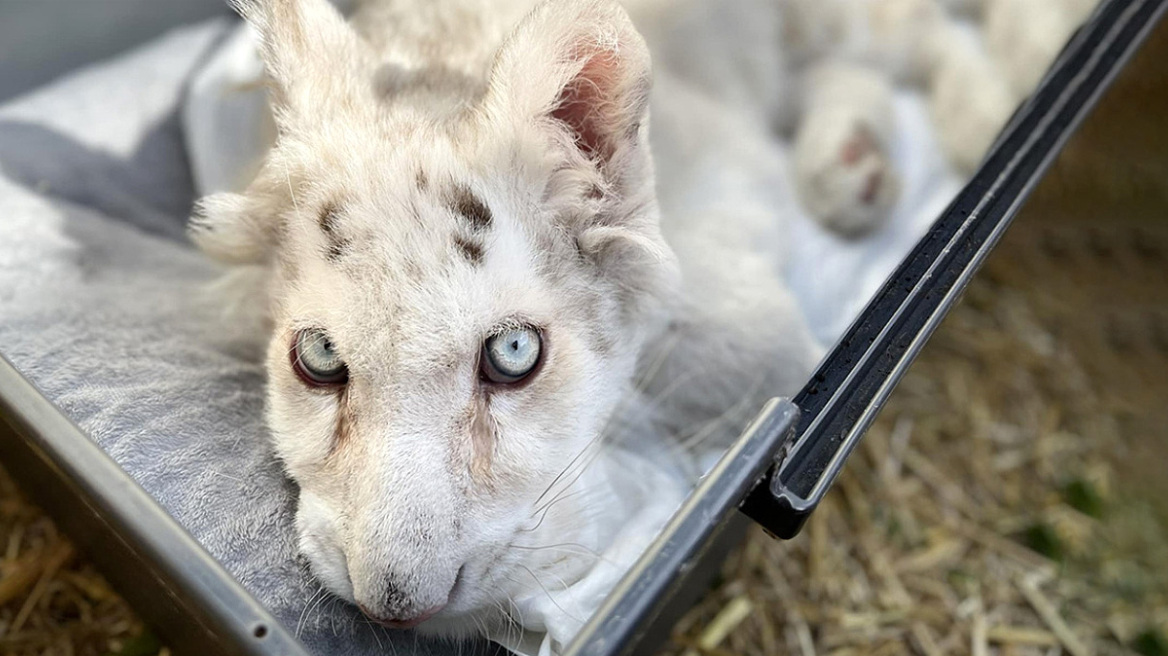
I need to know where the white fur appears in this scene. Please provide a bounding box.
[781,0,1097,179]
[779,0,945,232]
[792,61,900,236]
[984,0,1099,99]
[927,19,1018,173]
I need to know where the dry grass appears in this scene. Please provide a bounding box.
[662,247,1168,656]
[0,466,152,656]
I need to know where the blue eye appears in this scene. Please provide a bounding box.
[482,327,542,384]
[292,329,349,386]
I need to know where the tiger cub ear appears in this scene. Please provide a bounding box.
[190,182,284,264]
[485,0,653,180]
[233,0,375,131]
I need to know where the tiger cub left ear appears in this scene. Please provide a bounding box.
[190,174,288,264]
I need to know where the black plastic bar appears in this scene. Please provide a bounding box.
[0,356,310,656]
[564,399,800,656]
[742,0,1168,539]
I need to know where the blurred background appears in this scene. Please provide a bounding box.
[0,1,1164,656]
[0,1,228,103]
[665,17,1168,656]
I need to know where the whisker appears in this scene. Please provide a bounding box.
[525,484,608,532]
[509,544,617,568]
[296,586,325,639]
[517,565,582,624]
[493,598,522,647]
[505,596,525,644]
[323,597,343,637]
[471,614,487,641]
[284,167,301,216]
[520,490,611,537]
[531,429,607,508]
[361,616,385,651]
[531,448,605,516]
[487,601,508,647]
[678,370,768,452]
[532,358,672,510]
[507,541,601,556]
[532,484,590,517]
[633,329,683,393]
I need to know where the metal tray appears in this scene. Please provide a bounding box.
[0,0,1164,654]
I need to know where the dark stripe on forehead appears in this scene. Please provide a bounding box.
[450,185,492,229]
[318,202,350,261]
[325,241,349,262]
[319,202,341,235]
[454,235,484,265]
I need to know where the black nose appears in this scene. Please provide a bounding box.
[383,580,408,611]
[354,578,440,629]
[357,602,446,629]
[356,566,462,629]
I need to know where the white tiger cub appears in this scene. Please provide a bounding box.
[187,0,1093,642]
[191,0,823,639]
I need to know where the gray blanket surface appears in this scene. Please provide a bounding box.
[0,20,476,655]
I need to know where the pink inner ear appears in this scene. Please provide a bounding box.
[551,47,625,162]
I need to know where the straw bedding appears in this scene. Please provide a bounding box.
[662,221,1168,656]
[0,469,154,656]
[0,15,1166,656]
